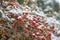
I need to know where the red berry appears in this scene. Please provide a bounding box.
[47,31,51,36]
[37,17,40,20]
[9,3,14,6]
[18,16,22,21]
[37,28,42,31]
[35,23,39,27]
[24,29,29,33]
[37,17,40,22]
[45,22,48,25]
[36,33,43,36]
[33,16,37,18]
[51,25,55,29]
[23,11,28,15]
[42,37,46,40]
[32,20,36,24]
[28,24,31,27]
[19,18,22,21]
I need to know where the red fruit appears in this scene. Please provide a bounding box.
[45,22,48,25]
[36,33,43,36]
[33,16,37,18]
[42,37,46,40]
[24,29,29,33]
[47,32,51,36]
[37,28,42,31]
[25,12,28,15]
[16,6,19,8]
[9,3,14,6]
[35,23,39,27]
[18,16,22,19]
[32,21,36,26]
[32,20,36,24]
[28,24,31,27]
[38,20,40,22]
[47,32,51,40]
[37,17,40,22]
[37,17,40,20]
[23,11,28,15]
[19,18,22,21]
[18,16,22,21]
[31,24,35,27]
[51,25,55,29]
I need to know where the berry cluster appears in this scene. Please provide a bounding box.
[9,11,55,40]
[0,0,55,40]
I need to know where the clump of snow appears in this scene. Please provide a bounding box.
[46,17,60,25]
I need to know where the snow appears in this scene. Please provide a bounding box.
[46,17,60,25]
[44,0,52,5]
[55,0,60,4]
[44,6,53,12]
[52,33,60,40]
[0,10,6,18]
[8,9,23,14]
